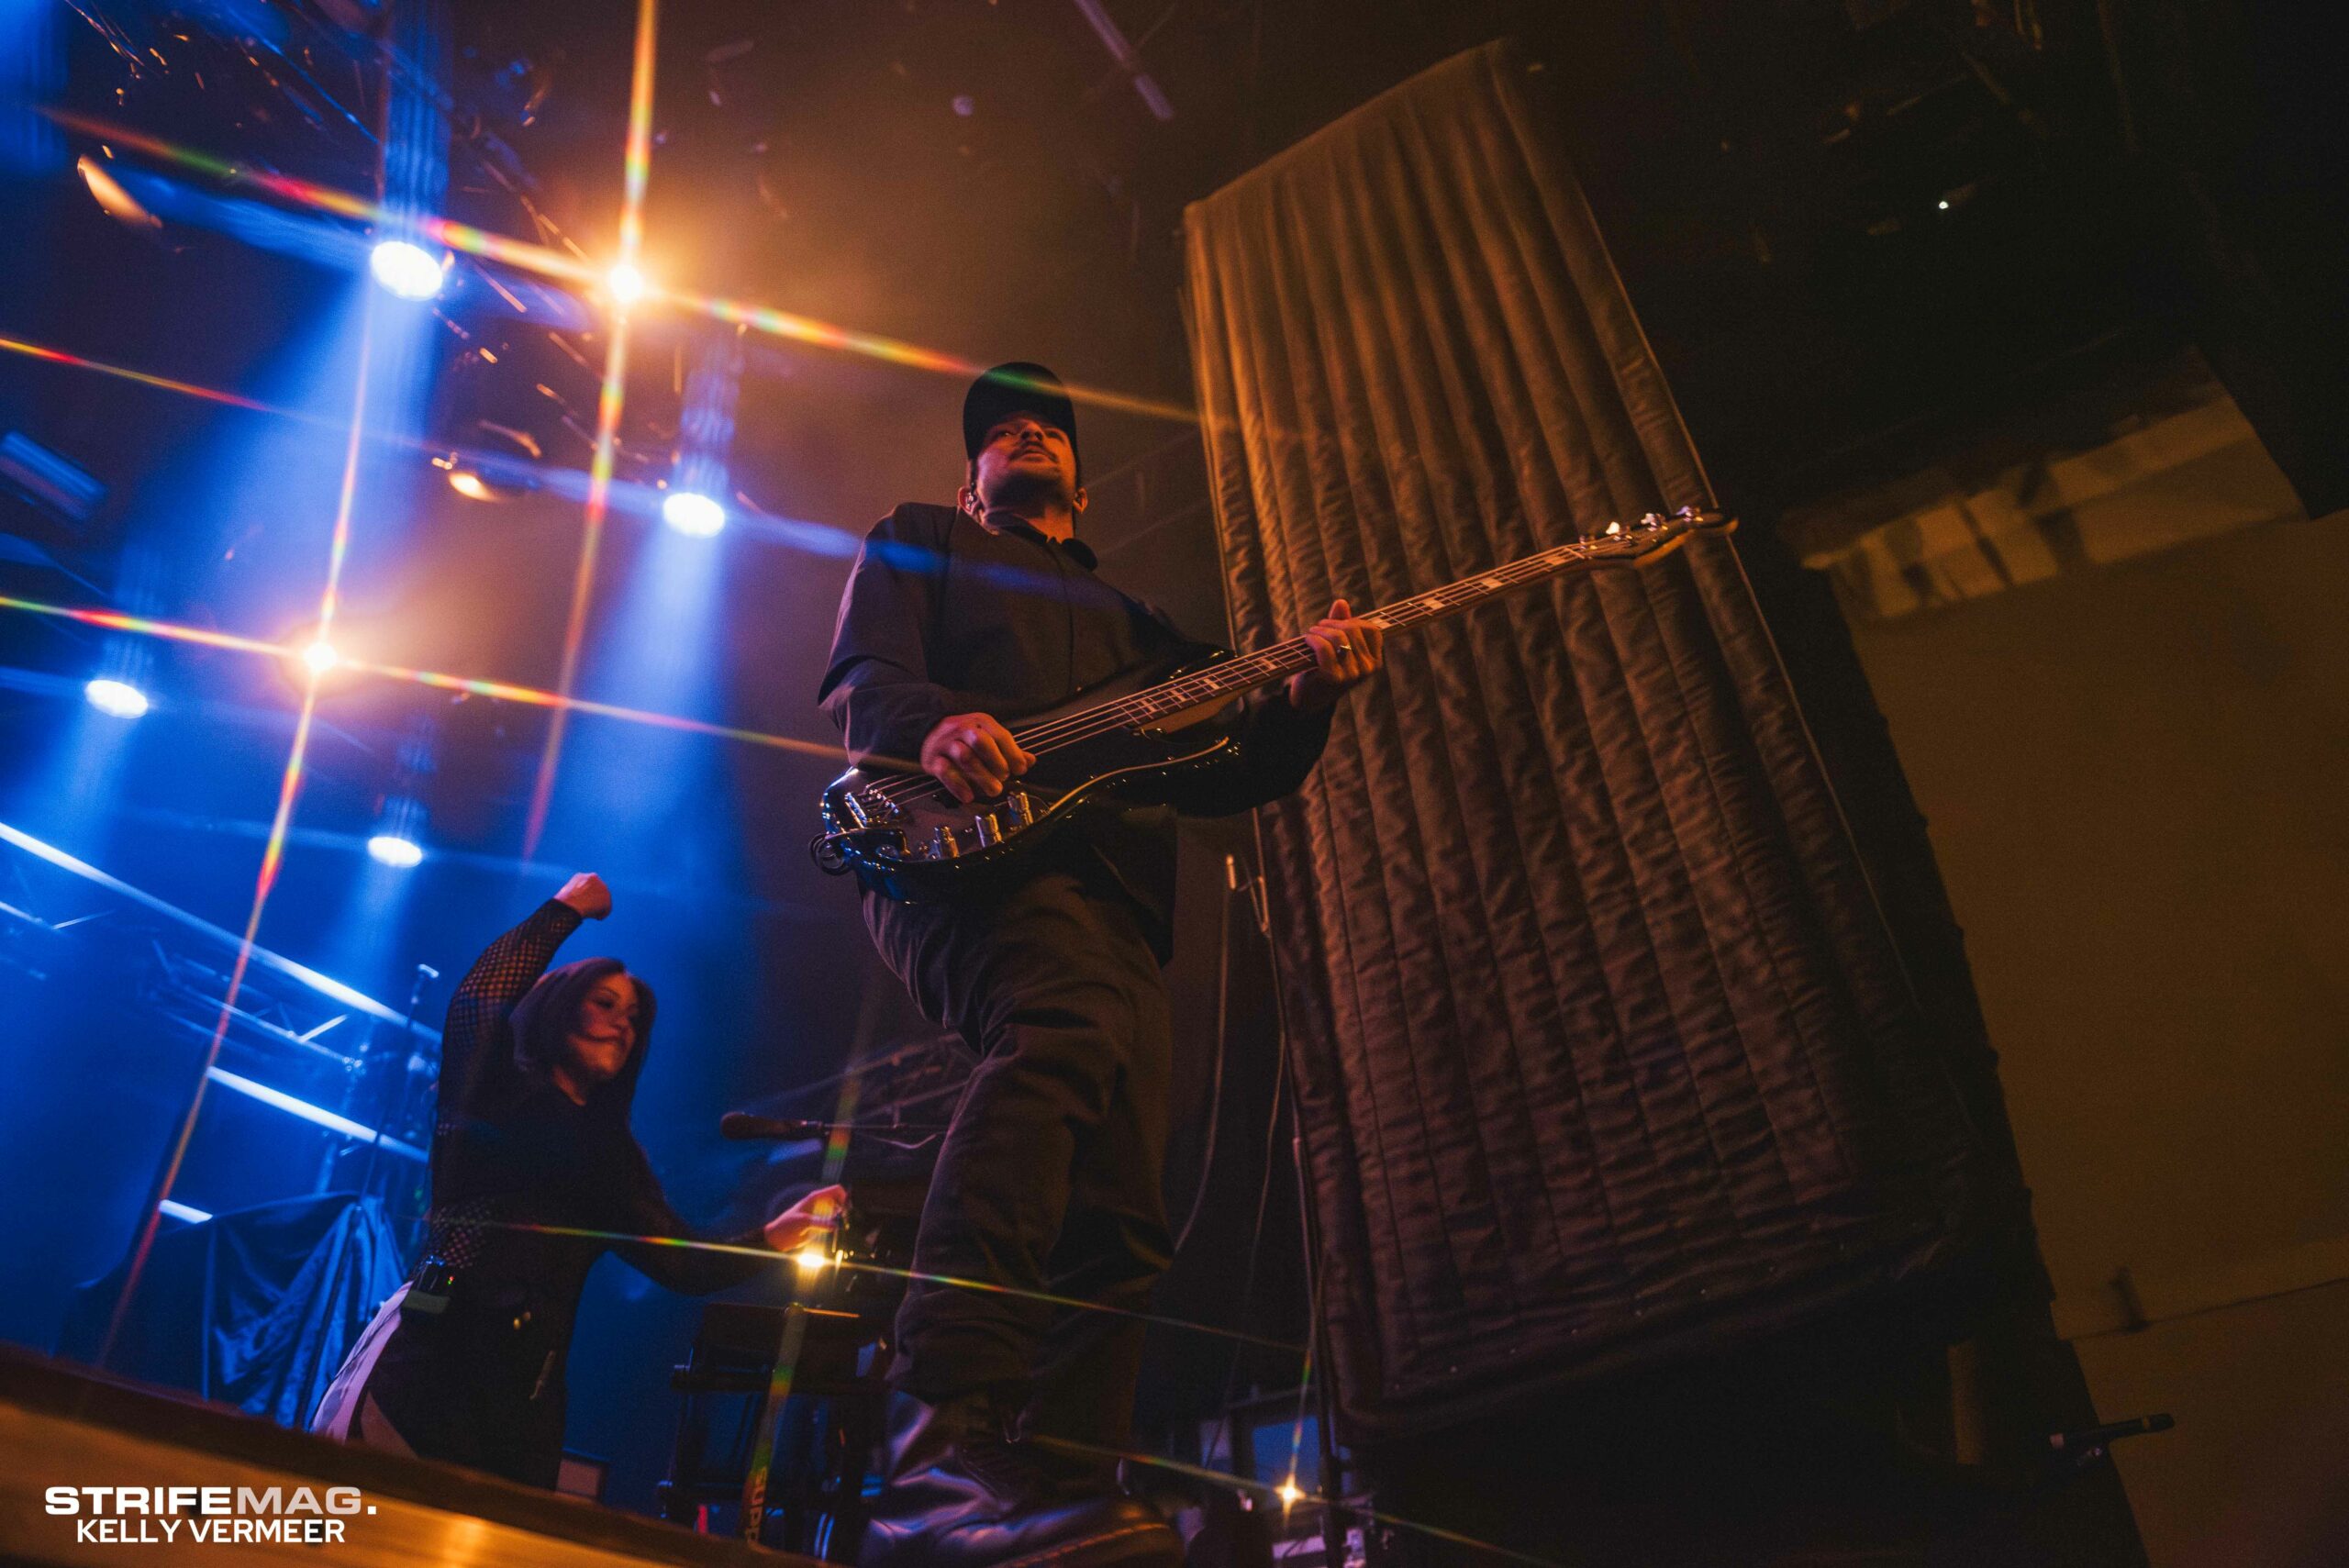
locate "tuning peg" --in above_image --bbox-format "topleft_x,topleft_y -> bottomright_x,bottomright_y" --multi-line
1638,512 -> 1666,530
1602,518 -> 1623,537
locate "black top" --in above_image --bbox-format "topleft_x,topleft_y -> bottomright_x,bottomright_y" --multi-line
817,503 -> 1333,948
420,901 -> 768,1370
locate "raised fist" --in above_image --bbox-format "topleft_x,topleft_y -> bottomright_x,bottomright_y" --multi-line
553,873 -> 613,920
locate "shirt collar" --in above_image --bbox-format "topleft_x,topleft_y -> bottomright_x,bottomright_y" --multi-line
980,509 -> 1098,570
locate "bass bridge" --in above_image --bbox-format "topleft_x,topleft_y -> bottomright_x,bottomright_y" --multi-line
839,781 -> 1043,862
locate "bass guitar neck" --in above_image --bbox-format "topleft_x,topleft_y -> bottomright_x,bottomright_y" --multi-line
816,506 -> 1731,900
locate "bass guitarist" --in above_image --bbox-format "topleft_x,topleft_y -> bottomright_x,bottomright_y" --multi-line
817,362 -> 1382,1568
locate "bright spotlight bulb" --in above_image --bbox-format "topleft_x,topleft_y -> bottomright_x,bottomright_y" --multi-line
606,262 -> 647,306
447,469 -> 495,501
662,490 -> 727,536
370,239 -> 445,301
83,678 -> 150,718
1276,1481 -> 1304,1507
792,1244 -> 832,1273
303,639 -> 340,675
366,834 -> 425,869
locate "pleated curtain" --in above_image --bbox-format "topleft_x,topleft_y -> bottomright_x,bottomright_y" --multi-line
1184,39 -> 2018,1437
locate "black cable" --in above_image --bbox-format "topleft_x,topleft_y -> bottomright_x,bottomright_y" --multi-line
1207,1038 -> 1288,1465
1202,850 -> 1299,1477
1169,865 -> 1238,1255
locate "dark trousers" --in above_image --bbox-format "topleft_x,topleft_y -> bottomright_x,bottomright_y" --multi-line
862,857 -> 1174,1457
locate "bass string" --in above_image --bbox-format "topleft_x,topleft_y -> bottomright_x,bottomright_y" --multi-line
857,535 -> 1634,807
857,608 -> 1392,809
855,639 -> 1298,805
868,563 -> 1479,798
858,638 -> 1324,808
854,546 -> 1595,806
960,539 -> 1589,760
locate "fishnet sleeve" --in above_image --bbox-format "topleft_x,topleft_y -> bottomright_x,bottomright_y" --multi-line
437,899 -> 583,1129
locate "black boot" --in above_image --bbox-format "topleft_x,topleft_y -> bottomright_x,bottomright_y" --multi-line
856,1391 -> 1181,1568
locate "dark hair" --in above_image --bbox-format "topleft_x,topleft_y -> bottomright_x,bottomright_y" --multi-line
507,957 -> 656,1114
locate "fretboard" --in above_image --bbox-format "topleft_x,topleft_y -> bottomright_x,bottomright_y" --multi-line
1013,514 -> 1707,745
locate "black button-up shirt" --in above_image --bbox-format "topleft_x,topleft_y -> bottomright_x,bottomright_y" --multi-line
817,502 -> 1331,950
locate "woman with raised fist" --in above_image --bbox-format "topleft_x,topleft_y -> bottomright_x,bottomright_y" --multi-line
311,873 -> 844,1486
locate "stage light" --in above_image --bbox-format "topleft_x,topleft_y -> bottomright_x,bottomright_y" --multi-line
75,156 -> 160,229
366,833 -> 425,869
606,262 -> 648,307
205,1065 -> 425,1160
793,1243 -> 833,1273
435,448 -> 529,503
83,677 -> 150,718
1938,199 -> 1951,210
369,239 -> 446,301
303,639 -> 340,675
661,489 -> 727,537
1276,1480 -> 1304,1508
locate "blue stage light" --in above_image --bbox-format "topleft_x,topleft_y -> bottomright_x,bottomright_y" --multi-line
369,239 -> 445,300
204,1067 -> 425,1161
661,489 -> 727,537
83,677 -> 149,718
365,832 -> 425,868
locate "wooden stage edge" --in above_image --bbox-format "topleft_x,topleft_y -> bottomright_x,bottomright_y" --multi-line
0,1342 -> 823,1566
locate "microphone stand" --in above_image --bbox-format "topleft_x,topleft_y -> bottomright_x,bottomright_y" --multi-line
361,962 -> 437,1246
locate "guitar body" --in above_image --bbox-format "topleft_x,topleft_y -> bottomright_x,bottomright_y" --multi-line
814,507 -> 1733,902
815,647 -> 1247,903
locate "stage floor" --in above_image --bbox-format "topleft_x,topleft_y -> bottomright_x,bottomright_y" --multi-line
0,1343 -> 818,1567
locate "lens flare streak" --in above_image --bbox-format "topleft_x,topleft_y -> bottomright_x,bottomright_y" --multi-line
362,658 -> 853,761
739,1053 -> 855,1539
41,107 -> 601,286
95,298 -> 383,1362
461,1218 -> 1304,1351
0,332 -> 288,417
1027,1437 -> 1572,1568
0,592 -> 860,762
0,594 -> 282,657
38,109 -> 1196,423
520,0 -> 662,860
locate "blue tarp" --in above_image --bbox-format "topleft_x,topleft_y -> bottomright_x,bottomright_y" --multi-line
58,1192 -> 406,1427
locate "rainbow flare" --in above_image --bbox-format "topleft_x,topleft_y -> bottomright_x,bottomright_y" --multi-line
97,299 -> 384,1364
0,590 -> 859,762
519,0 -> 663,858
40,107 -> 1197,424
0,332 -> 292,417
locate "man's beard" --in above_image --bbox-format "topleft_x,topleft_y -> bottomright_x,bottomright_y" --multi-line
981,465 -> 1074,512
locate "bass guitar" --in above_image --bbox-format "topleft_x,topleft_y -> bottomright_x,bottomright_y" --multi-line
814,506 -> 1731,902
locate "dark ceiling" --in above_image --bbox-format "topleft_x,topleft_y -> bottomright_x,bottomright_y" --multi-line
6,0 -> 2332,962
440,0 -> 2150,526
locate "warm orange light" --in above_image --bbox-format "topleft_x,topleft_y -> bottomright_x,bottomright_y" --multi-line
606,262 -> 648,307
76,157 -> 160,228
